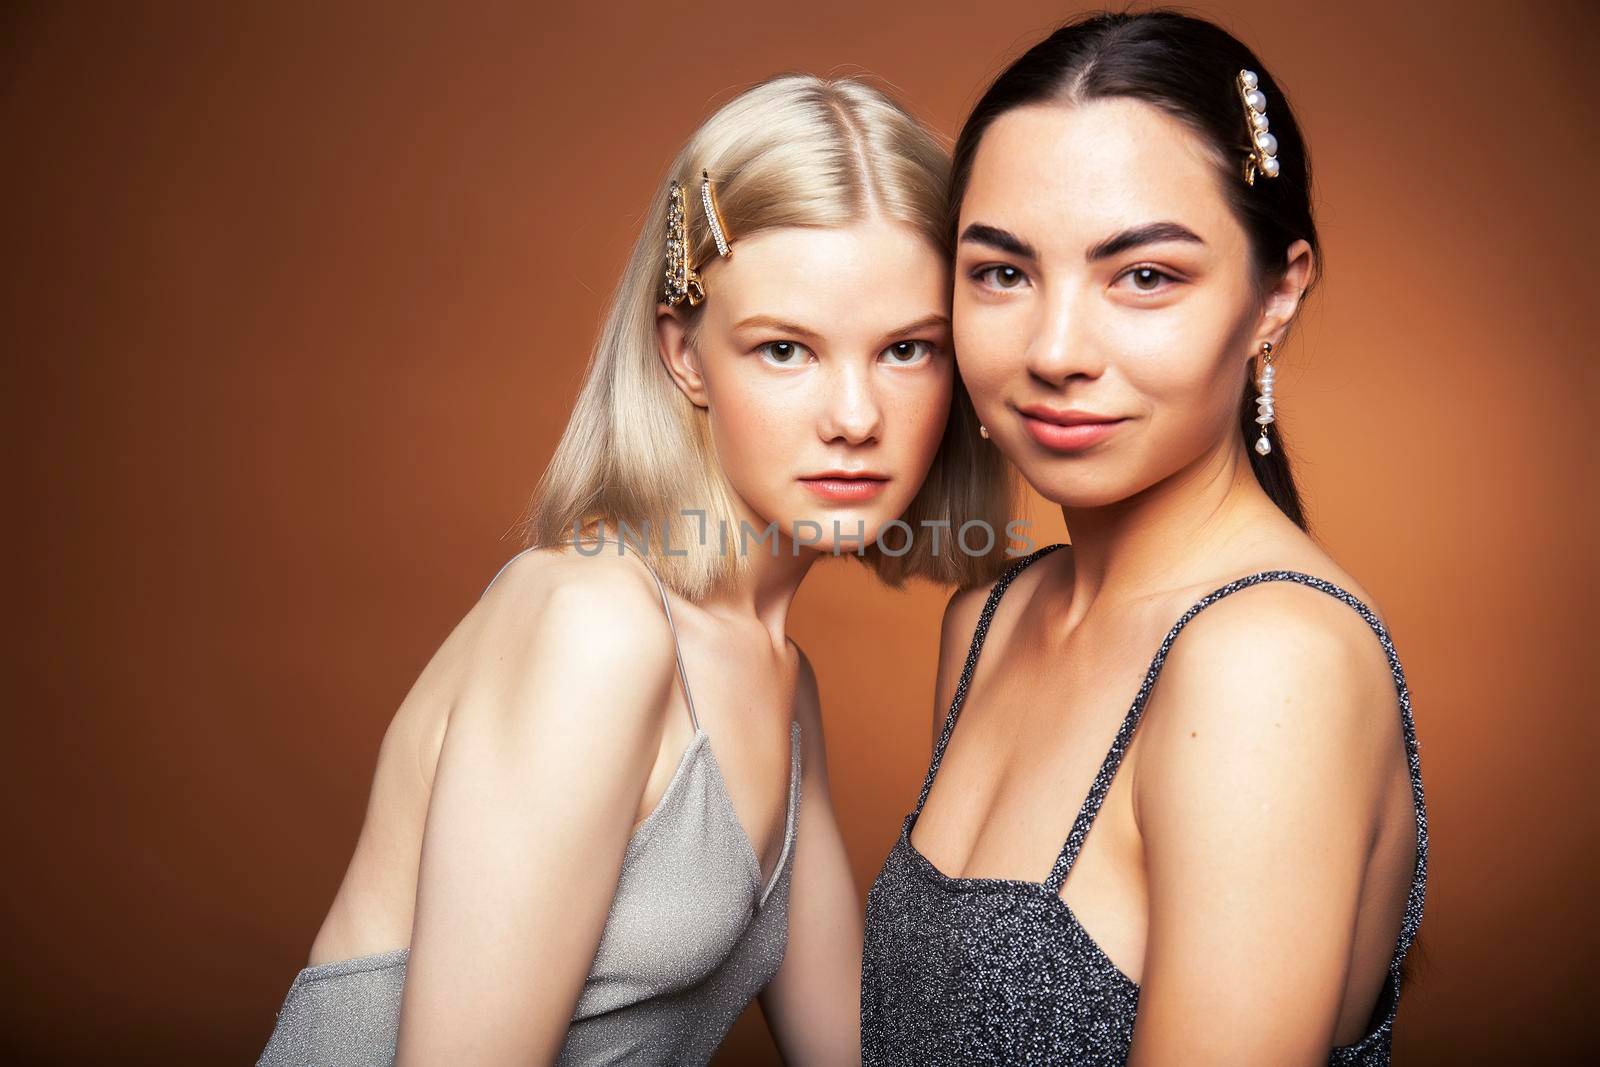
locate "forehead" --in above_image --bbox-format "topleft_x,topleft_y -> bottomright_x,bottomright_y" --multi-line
963,99 -> 1238,252
707,219 -> 948,329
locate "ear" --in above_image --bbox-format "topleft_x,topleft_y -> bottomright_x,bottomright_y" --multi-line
656,303 -> 709,408
1256,238 -> 1314,349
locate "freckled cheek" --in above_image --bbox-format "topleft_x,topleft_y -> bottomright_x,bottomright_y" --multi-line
726,377 -> 812,435
882,364 -> 954,466
703,371 -> 809,491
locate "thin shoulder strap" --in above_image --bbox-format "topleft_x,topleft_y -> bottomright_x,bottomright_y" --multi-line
1039,571 -> 1429,973
481,536 -> 703,733
909,544 -> 1067,823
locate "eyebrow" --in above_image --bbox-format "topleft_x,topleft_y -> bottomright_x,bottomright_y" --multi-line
959,223 -> 1038,261
1086,221 -> 1206,261
959,220 -> 1206,263
732,315 -> 822,340
880,313 -> 950,340
732,313 -> 950,342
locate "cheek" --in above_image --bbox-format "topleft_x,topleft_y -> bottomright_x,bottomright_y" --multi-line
888,362 -> 955,454
1114,317 -> 1240,424
701,366 -> 809,498
952,292 -> 1026,409
1116,350 -> 1245,479
705,359 -> 810,433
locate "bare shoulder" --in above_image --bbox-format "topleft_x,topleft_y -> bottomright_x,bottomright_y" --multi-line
479,545 -> 673,636
936,550 -> 1037,667
928,545 -> 1069,745
1138,573 -> 1402,819
393,548 -> 701,1044
1155,573 -> 1396,727
1130,566 -> 1410,1047
944,543 -> 1070,645
453,545 -> 680,734
940,546 -> 1067,671
938,581 -> 993,661
928,581 -> 993,747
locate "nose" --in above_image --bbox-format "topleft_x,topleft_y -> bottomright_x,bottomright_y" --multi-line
818,360 -> 883,445
1025,285 -> 1106,385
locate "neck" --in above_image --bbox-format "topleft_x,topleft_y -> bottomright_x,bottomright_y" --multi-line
690,505 -> 821,649
1053,439 -> 1289,626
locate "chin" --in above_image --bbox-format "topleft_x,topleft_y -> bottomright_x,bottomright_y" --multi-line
1023,468 -> 1140,510
786,508 -> 890,553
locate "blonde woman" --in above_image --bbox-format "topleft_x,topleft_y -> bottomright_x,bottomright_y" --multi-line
256,73 -> 1012,1066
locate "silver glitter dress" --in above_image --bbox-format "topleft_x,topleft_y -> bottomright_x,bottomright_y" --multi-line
257,541 -> 803,1066
861,544 -> 1429,1065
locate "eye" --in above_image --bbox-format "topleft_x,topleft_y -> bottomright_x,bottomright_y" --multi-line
1118,265 -> 1179,294
972,264 -> 1030,291
757,340 -> 813,366
881,340 -> 936,365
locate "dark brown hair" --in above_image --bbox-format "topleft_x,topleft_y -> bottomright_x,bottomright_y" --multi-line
950,9 -> 1318,529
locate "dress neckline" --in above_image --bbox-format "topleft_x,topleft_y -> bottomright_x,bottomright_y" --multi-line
638,719 -> 802,909
897,814 -> 1140,990
886,545 -> 1427,1059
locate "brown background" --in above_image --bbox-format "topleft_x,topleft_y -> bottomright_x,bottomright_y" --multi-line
3,1 -> 1595,1063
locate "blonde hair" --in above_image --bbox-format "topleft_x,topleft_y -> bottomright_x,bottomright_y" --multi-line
515,73 -> 1014,599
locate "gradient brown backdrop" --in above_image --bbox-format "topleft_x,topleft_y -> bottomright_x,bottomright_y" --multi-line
4,1 -> 1594,1063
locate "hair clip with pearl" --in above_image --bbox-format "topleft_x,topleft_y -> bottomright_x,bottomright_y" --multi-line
700,170 -> 733,259
1236,69 -> 1280,185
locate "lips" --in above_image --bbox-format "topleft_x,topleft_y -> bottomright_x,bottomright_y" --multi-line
1015,404 -> 1126,452
799,470 -> 889,503
1016,404 -> 1122,427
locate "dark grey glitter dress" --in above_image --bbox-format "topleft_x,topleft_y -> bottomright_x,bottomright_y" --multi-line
861,544 -> 1429,1066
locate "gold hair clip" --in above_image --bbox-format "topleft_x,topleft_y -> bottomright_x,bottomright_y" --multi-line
700,170 -> 733,258
663,179 -> 703,306
1236,70 -> 1281,185
663,171 -> 734,307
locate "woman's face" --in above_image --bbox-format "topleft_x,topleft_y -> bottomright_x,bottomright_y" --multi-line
953,98 -> 1297,507
659,218 -> 953,554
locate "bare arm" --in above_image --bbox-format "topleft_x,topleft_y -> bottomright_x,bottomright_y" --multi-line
393,552 -> 678,1065
1127,585 -> 1397,1066
758,645 -> 862,1066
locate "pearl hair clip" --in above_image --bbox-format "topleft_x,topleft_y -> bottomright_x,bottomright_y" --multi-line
1235,69 -> 1280,185
663,170 -> 734,307
700,171 -> 732,259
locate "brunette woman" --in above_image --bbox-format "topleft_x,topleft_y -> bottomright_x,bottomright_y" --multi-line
862,12 -> 1428,1065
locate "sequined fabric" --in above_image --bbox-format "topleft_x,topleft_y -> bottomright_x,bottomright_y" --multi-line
861,544 -> 1429,1065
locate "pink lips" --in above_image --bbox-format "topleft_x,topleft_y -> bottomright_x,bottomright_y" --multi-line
1016,404 -> 1127,453
799,470 -> 889,503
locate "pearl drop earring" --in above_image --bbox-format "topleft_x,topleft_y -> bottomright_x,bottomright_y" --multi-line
979,424 -> 990,439
1253,340 -> 1275,455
